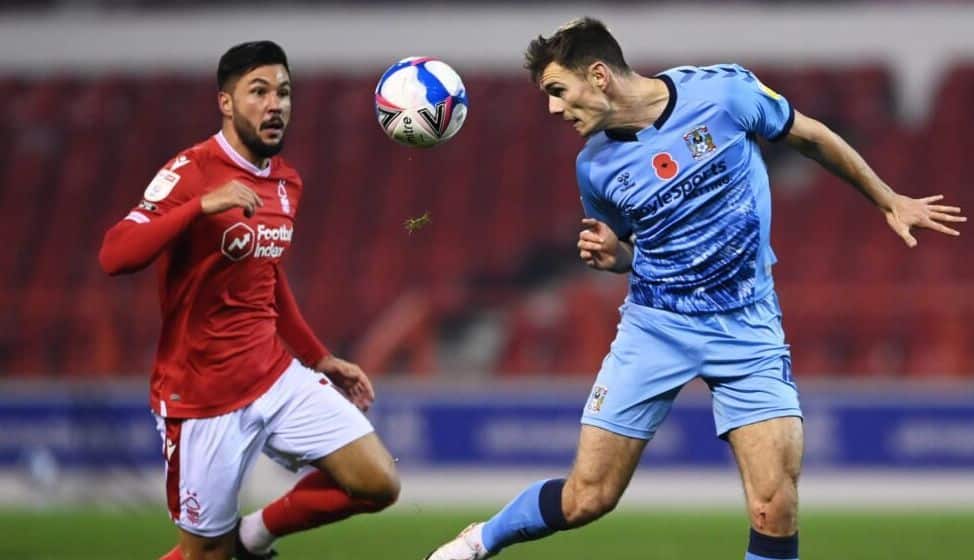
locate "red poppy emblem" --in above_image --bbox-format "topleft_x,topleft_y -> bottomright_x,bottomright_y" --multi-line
652,153 -> 679,180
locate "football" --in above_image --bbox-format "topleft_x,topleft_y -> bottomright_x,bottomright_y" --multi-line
374,57 -> 468,148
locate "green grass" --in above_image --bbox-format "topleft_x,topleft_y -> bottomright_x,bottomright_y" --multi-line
1,508 -> 971,559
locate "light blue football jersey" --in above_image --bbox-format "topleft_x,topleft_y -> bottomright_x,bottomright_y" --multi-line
577,64 -> 794,314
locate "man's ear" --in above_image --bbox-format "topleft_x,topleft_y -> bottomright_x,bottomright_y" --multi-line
218,90 -> 233,118
588,61 -> 610,91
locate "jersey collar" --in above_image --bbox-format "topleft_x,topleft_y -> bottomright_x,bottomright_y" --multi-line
215,131 -> 273,178
604,74 -> 678,142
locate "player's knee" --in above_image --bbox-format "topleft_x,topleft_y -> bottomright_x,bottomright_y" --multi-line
353,467 -> 401,509
747,481 -> 798,535
372,469 -> 401,509
562,482 -> 620,526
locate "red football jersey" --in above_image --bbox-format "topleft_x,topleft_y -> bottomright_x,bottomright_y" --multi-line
103,132 -> 324,418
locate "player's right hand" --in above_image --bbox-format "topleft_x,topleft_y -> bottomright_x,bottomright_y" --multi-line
315,355 -> 375,412
201,180 -> 264,218
578,218 -> 620,270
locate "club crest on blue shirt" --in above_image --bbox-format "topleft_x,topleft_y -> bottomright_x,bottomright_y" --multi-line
587,385 -> 608,413
683,125 -> 717,160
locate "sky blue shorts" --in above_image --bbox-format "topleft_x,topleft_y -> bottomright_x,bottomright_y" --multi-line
581,291 -> 801,440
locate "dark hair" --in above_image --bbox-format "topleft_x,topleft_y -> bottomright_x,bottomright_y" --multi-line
524,17 -> 631,83
217,41 -> 290,91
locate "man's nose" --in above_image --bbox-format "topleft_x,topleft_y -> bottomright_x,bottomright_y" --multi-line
268,93 -> 283,112
548,96 -> 564,115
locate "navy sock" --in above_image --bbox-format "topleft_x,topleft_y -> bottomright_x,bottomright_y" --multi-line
745,528 -> 798,560
480,478 -> 567,553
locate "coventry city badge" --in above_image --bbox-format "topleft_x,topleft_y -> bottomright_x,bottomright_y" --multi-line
683,125 -> 717,160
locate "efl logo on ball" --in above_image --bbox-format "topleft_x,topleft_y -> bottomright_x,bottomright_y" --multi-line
374,57 -> 468,148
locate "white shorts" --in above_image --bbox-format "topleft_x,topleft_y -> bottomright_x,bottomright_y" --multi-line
153,359 -> 374,537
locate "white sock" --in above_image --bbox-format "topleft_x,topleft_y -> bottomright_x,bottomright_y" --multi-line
239,510 -> 276,554
467,522 -> 486,552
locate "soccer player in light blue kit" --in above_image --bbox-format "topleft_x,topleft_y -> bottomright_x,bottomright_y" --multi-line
426,17 -> 965,560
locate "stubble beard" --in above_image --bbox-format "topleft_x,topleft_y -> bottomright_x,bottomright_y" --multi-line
233,112 -> 285,159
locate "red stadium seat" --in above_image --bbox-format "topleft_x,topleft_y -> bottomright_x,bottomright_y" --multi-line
1,64 -> 970,378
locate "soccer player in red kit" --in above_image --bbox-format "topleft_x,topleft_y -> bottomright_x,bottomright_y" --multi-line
99,41 -> 400,560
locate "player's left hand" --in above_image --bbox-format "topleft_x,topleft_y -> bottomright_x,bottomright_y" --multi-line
884,194 -> 966,247
315,355 -> 375,411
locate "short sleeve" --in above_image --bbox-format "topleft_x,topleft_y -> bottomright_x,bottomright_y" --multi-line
577,156 -> 632,240
721,66 -> 795,142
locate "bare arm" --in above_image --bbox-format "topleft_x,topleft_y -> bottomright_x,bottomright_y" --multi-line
785,111 -> 965,246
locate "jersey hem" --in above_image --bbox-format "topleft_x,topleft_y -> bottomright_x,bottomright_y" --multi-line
627,282 -> 775,315
149,353 -> 294,419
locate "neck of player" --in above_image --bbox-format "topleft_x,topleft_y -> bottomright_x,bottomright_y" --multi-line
605,75 -> 669,132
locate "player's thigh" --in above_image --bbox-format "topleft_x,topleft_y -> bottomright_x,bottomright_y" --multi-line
154,410 -> 265,539
261,361 -> 385,488
727,416 -> 803,505
581,302 -> 700,440
563,424 -> 647,520
569,424 -> 647,492
312,432 -> 399,497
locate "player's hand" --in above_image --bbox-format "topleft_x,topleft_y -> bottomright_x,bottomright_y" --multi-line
201,180 -> 264,218
578,218 -> 620,270
315,355 -> 375,412
883,194 -> 965,248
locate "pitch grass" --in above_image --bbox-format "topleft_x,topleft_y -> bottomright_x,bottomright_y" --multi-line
1,508 -> 971,559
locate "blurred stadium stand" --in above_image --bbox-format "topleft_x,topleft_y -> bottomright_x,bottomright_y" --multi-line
0,2 -> 971,380
0,63 -> 970,378
0,2 -> 972,516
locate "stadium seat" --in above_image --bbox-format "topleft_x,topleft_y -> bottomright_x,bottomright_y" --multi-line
0,64 -> 970,378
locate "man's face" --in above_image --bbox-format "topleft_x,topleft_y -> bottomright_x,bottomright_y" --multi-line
538,62 -> 610,137
226,64 -> 291,158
